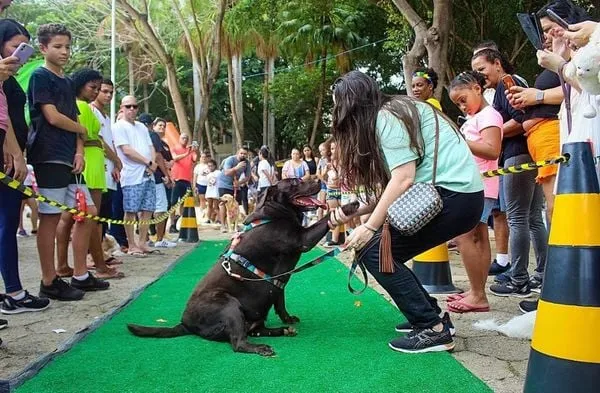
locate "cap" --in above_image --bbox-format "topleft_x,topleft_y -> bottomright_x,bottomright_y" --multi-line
138,113 -> 153,126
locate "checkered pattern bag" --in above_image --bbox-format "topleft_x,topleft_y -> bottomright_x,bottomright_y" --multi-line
386,111 -> 442,236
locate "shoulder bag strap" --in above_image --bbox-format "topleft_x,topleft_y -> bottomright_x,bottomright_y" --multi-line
432,111 -> 440,186
558,62 -> 572,136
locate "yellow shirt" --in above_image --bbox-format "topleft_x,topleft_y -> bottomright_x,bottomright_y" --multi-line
426,97 -> 442,111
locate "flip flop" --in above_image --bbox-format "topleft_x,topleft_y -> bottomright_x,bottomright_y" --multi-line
446,293 -> 467,302
127,251 -> 147,258
105,257 -> 123,266
95,268 -> 125,279
144,249 -> 164,255
447,299 -> 490,314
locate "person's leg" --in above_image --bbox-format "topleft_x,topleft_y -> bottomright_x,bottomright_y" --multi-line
100,189 -> 113,239
454,224 -> 490,308
18,199 -> 25,232
28,199 -> 39,232
87,190 -> 112,272
110,183 -> 128,248
138,180 -> 157,252
326,191 -> 340,244
492,212 -> 508,258
529,183 -> 548,278
218,188 -> 233,231
68,185 -> 97,278
238,186 -> 249,215
122,183 -> 144,253
541,176 -> 556,227
55,212 -> 74,275
154,183 -> 168,242
0,185 -> 25,294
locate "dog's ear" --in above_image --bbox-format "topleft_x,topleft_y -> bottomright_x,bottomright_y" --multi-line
256,185 -> 274,209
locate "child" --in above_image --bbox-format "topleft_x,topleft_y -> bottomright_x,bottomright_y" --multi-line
448,71 -> 503,313
192,152 -> 210,221
323,140 -> 341,247
27,24 -> 109,301
204,159 -> 220,223
18,164 -> 38,236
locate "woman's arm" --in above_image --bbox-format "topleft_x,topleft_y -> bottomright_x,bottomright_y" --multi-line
301,162 -> 310,181
466,126 -> 502,160
281,161 -> 290,179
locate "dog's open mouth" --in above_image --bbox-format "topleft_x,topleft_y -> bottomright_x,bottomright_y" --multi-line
292,196 -> 327,210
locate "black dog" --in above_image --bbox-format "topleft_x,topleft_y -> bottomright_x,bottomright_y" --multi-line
128,179 -> 359,356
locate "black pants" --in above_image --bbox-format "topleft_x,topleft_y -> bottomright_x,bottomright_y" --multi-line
357,188 -> 484,328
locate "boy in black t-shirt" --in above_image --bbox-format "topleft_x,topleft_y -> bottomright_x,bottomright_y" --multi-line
28,24 -> 109,301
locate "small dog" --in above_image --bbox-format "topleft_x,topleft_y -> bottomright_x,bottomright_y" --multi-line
474,311 -> 536,339
220,194 -> 245,232
102,234 -> 121,256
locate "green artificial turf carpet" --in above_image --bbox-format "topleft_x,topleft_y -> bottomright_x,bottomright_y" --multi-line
16,241 -> 490,393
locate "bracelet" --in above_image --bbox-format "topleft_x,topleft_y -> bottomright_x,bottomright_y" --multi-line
364,223 -> 378,233
75,153 -> 83,157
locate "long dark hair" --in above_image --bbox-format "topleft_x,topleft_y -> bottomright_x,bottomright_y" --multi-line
471,48 -> 515,75
537,0 -> 590,24
331,71 -> 426,202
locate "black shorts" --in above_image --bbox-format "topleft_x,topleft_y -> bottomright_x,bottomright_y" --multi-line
170,180 -> 191,205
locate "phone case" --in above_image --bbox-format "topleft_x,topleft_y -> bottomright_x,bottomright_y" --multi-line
517,13 -> 544,50
502,75 -> 516,90
13,43 -> 34,65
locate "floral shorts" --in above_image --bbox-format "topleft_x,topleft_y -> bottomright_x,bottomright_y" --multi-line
123,180 -> 156,213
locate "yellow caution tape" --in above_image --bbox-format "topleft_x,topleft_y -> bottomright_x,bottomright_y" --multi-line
0,170 -> 190,225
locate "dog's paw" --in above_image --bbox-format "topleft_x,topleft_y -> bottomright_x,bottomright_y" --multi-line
283,326 -> 297,336
256,344 -> 276,357
280,315 -> 300,324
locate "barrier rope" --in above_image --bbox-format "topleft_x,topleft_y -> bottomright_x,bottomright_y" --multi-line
0,154 -> 569,219
0,170 -> 190,225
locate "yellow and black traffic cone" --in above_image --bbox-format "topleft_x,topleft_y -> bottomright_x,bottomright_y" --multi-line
326,224 -> 345,244
178,195 -> 200,243
412,243 -> 461,294
524,142 -> 600,392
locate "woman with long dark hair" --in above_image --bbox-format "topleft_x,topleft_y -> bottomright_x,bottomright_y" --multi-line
329,71 -> 484,353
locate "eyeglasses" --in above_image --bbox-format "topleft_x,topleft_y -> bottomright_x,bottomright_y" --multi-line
123,104 -> 138,109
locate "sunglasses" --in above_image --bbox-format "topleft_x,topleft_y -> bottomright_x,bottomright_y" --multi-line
123,104 -> 138,109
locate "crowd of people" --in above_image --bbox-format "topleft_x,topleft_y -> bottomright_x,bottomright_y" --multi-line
1,0 -> 598,355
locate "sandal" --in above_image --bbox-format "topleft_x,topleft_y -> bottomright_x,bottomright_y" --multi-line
105,257 -> 123,266
57,267 -> 74,278
95,267 -> 125,279
144,249 -> 164,255
127,250 -> 147,258
447,299 -> 490,314
446,293 -> 467,302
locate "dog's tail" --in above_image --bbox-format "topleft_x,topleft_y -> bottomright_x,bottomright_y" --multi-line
127,323 -> 190,338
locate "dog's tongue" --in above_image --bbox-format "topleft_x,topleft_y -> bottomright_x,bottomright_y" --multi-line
295,196 -> 327,209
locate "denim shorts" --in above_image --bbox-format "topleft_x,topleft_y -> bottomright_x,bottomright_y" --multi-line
492,176 -> 507,212
326,188 -> 341,201
196,184 -> 207,195
123,180 -> 156,213
480,197 -> 497,224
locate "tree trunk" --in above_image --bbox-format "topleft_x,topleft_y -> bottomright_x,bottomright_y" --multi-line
310,46 -> 327,147
165,61 -> 192,136
262,59 -> 269,148
142,82 -> 149,113
392,0 -> 451,98
127,50 -> 135,95
232,53 -> 244,143
227,51 -> 242,149
204,119 -> 214,158
267,56 -> 275,153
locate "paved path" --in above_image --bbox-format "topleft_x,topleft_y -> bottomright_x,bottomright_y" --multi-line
0,225 -> 532,392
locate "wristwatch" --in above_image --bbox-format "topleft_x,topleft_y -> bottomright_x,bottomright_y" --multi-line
147,160 -> 153,167
535,90 -> 544,104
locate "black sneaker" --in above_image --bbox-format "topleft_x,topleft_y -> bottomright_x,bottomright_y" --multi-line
488,260 -> 511,276
395,312 -> 456,336
389,324 -> 455,354
71,273 -> 110,292
0,319 -> 7,330
1,291 -> 50,314
40,277 -> 85,301
519,299 -> 538,313
494,272 -> 511,284
529,276 -> 543,294
490,281 -> 532,298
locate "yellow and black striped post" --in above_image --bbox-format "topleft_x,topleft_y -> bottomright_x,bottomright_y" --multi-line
524,142 -> 600,392
326,224 -> 346,244
178,195 -> 200,243
411,243 -> 461,294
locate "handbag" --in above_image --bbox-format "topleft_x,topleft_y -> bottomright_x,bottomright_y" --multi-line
379,110 -> 443,273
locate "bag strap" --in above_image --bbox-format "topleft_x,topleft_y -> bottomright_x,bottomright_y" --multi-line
558,62 -> 572,136
431,111 -> 440,186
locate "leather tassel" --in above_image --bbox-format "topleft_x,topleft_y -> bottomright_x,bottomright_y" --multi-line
379,219 -> 395,273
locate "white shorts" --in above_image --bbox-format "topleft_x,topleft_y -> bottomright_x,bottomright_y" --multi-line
155,183 -> 168,213
38,184 -> 94,215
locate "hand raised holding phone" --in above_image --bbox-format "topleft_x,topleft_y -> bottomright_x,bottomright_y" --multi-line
11,43 -> 34,65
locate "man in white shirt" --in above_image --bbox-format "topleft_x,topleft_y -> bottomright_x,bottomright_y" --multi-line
112,96 -> 157,256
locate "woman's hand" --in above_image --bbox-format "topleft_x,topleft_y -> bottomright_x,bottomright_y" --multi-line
556,21 -> 598,48
537,50 -> 566,74
346,225 -> 374,251
507,86 -> 539,110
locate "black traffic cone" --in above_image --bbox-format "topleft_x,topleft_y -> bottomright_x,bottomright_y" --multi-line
524,142 -> 600,392
178,195 -> 199,243
412,243 -> 461,294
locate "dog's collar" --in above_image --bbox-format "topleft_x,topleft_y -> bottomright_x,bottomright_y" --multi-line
241,219 -> 271,233
221,253 -> 286,289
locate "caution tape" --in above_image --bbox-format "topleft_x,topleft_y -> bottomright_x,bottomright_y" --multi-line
0,170 -> 190,225
481,155 -> 568,178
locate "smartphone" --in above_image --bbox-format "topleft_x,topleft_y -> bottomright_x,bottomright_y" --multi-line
546,9 -> 570,30
12,43 -> 34,65
501,74 -> 516,90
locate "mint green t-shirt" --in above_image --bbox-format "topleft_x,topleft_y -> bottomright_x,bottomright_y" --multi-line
376,101 -> 483,194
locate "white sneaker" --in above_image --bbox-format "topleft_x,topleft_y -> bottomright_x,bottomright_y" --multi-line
154,240 -> 177,248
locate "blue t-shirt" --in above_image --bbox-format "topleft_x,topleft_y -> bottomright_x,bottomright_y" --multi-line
27,67 -> 79,166
217,155 -> 252,189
